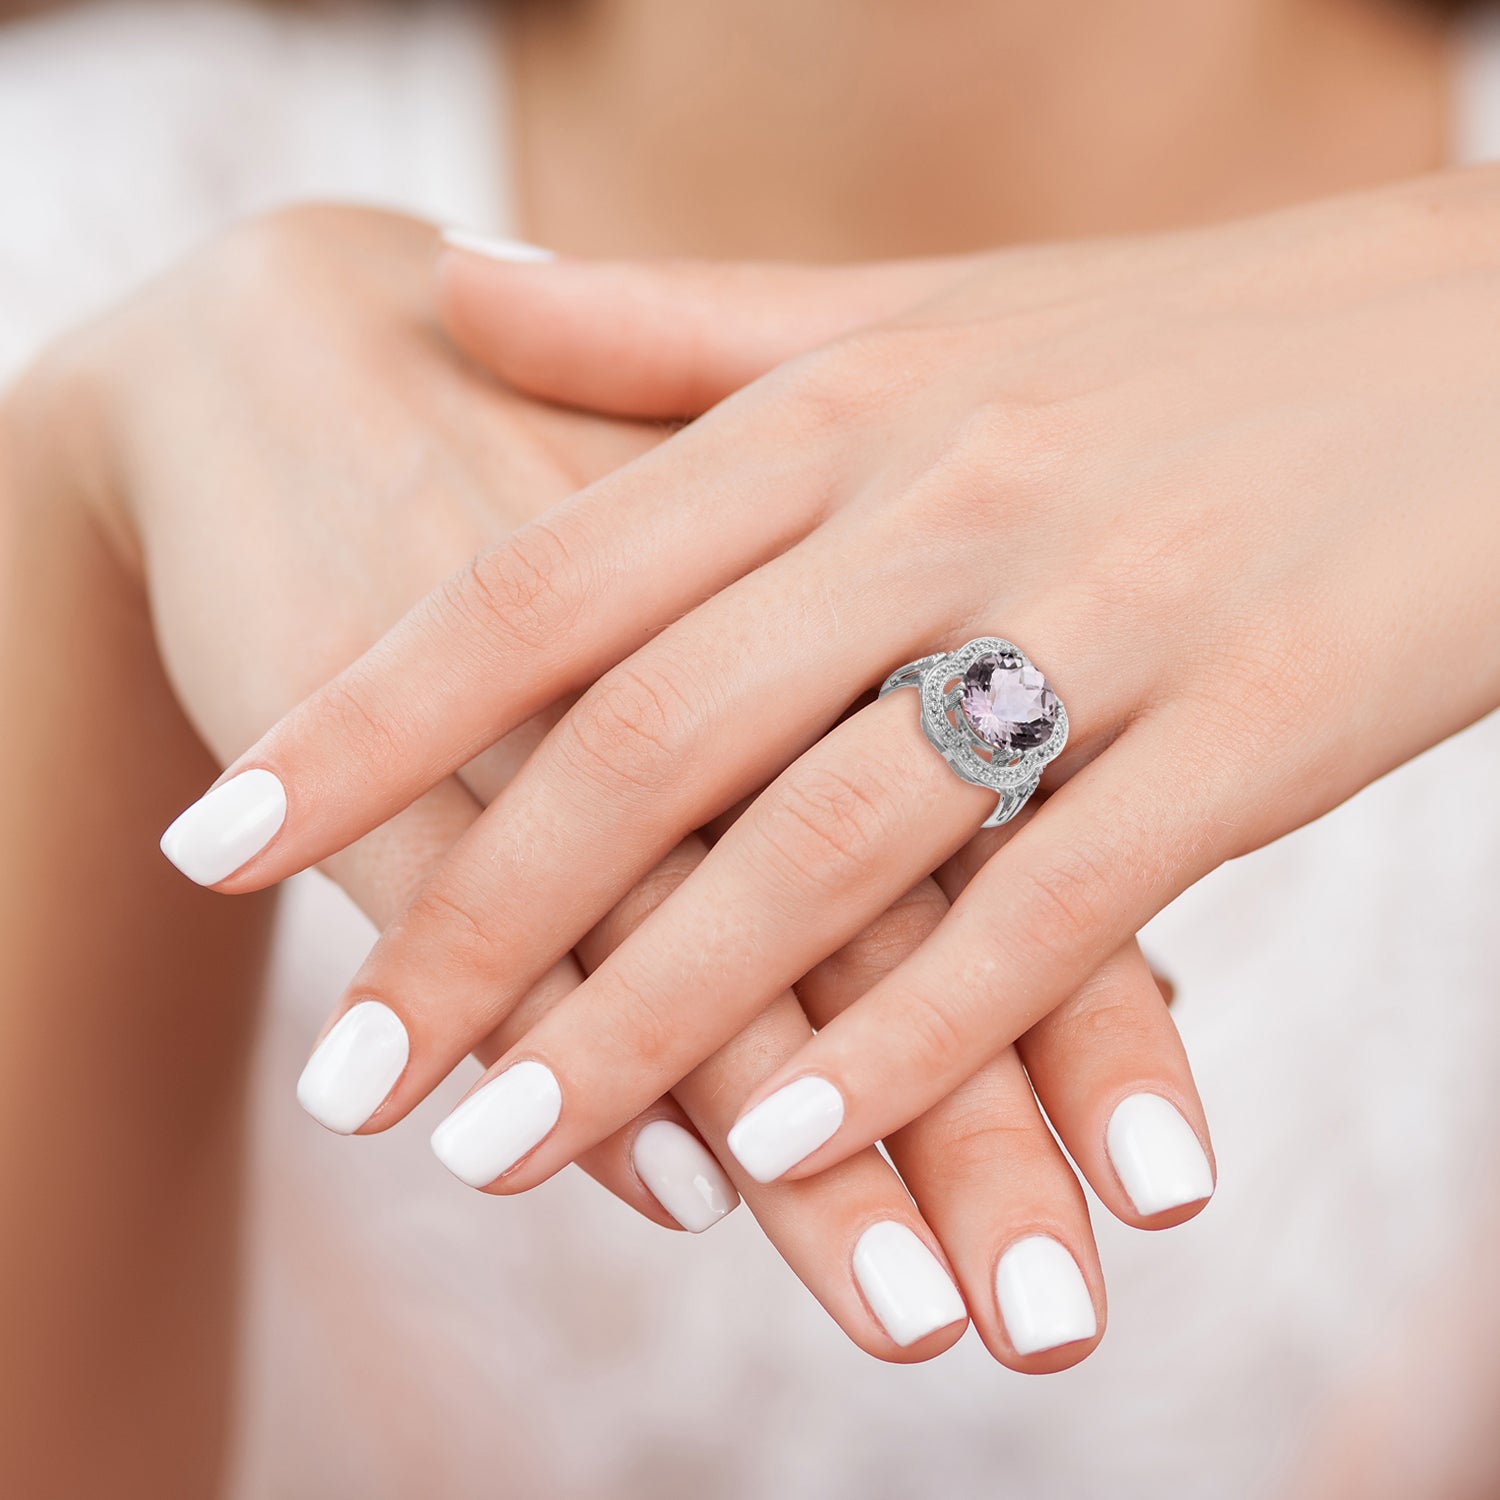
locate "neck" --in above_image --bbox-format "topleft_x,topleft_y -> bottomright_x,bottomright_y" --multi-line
504,0 -> 1449,259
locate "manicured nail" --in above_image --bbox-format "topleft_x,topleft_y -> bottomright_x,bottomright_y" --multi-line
852,1222 -> 967,1348
440,229 -> 556,264
631,1119 -> 739,1233
295,1001 -> 409,1134
726,1076 -> 844,1183
995,1236 -> 1098,1355
159,768 -> 287,886
430,1060 -> 562,1188
1106,1093 -> 1215,1216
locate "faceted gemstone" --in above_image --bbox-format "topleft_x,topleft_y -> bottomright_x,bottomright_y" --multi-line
960,652 -> 1058,755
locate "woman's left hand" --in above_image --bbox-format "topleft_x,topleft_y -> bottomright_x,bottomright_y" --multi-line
165,168 -> 1500,1195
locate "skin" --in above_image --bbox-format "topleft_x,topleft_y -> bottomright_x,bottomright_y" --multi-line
0,206 -> 1203,1498
0,0 -> 1468,1494
212,168 -> 1500,1207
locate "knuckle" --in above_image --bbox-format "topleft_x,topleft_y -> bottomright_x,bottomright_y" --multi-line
888,987 -> 972,1080
565,660 -> 698,797
444,521 -> 583,657
762,329 -> 917,437
1015,840 -> 1117,963
824,884 -> 947,991
934,399 -> 1079,523
316,672 -> 410,775
393,877 -> 501,985
1048,986 -> 1149,1057
925,1097 -> 1052,1180
596,964 -> 679,1070
604,852 -> 698,940
205,205 -> 367,315
757,764 -> 889,896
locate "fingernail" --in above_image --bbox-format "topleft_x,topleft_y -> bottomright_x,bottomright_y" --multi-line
852,1221 -> 967,1348
440,228 -> 556,264
159,768 -> 287,885
295,1000 -> 409,1134
631,1119 -> 739,1233
995,1236 -> 1098,1355
725,1076 -> 844,1183
430,1060 -> 562,1188
1106,1093 -> 1215,1216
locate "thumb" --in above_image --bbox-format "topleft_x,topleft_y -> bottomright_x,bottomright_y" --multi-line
435,233 -> 975,419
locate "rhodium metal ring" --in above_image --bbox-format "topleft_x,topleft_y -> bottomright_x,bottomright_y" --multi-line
878,637 -> 1068,828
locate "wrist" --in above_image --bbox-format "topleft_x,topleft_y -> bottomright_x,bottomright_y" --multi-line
4,332 -> 140,580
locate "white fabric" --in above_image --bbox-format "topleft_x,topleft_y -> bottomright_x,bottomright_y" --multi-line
2,5 -> 1499,1497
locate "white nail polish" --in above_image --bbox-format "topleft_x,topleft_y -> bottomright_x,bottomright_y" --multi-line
440,228 -> 556,264
631,1119 -> 739,1233
852,1221 -> 967,1348
1106,1093 -> 1215,1216
430,1060 -> 562,1188
995,1236 -> 1097,1355
159,768 -> 287,886
725,1076 -> 844,1183
295,1001 -> 409,1135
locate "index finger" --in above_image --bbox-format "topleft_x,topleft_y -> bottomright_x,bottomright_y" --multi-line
157,408 -> 829,891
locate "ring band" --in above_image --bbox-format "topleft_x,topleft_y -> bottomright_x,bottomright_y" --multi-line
879,637 -> 1068,828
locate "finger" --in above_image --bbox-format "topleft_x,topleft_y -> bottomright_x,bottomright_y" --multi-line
438,244 -> 977,418
567,840 -> 969,1360
1016,942 -> 1214,1229
798,879 -> 1105,1371
464,955 -> 738,1235
728,708 -> 1233,1183
158,397 -> 836,894
313,778 -> 731,1231
931,832 -> 1213,1228
275,529 -> 964,1137
396,683 -> 1029,1187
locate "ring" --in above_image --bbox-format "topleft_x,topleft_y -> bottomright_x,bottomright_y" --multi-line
879,637 -> 1068,828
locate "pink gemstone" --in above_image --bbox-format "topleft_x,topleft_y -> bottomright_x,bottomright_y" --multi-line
960,653 -> 1058,755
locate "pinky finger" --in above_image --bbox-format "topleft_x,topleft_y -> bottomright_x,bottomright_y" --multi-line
1016,941 -> 1215,1231
463,954 -> 742,1235
798,880 -> 1106,1373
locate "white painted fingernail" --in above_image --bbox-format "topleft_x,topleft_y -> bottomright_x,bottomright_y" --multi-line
295,1001 -> 409,1135
631,1119 -> 739,1233
1106,1093 -> 1215,1216
440,228 -> 556,263
852,1221 -> 967,1348
159,768 -> 286,885
430,1060 -> 562,1188
995,1236 -> 1097,1355
726,1076 -> 844,1183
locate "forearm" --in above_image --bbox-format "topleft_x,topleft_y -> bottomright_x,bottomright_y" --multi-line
0,374 -> 275,1500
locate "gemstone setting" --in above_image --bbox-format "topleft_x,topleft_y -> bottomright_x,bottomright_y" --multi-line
879,636 -> 1069,829
960,652 -> 1059,757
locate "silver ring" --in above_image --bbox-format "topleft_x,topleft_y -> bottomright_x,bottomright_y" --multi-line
879,637 -> 1068,828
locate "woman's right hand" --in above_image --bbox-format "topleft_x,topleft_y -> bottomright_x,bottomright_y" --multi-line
12,204 -> 1207,1366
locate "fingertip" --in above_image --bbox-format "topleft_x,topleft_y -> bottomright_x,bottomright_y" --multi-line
1117,1189 -> 1215,1233
440,228 -> 557,265
294,1000 -> 410,1136
630,1117 -> 741,1232
1104,1091 -> 1215,1225
158,767 -> 287,889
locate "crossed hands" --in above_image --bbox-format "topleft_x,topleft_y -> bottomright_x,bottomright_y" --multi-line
48,170 -> 1500,1369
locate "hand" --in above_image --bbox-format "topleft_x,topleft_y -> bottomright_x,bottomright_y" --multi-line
30,203 -> 1206,1367
168,170 -> 1500,1203
397,174 -> 1491,1186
